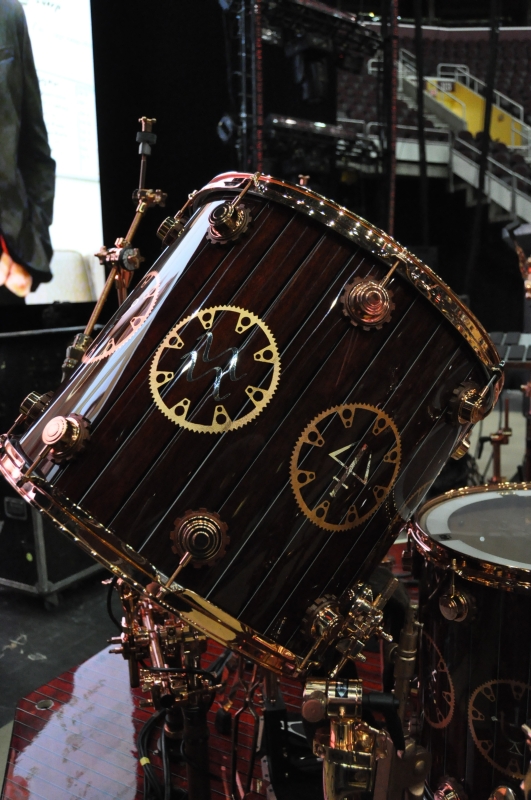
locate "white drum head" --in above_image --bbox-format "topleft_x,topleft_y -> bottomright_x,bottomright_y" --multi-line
419,488 -> 531,570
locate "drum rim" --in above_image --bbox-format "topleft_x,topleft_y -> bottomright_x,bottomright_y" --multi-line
194,172 -> 502,377
411,482 -> 531,591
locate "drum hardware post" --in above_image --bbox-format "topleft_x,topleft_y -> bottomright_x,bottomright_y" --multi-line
340,258 -> 401,330
438,560 -> 472,623
207,171 -> 260,244
392,605 -> 421,724
230,658 -> 261,799
476,395 -> 512,484
109,583 -> 222,800
163,552 -> 193,589
17,443 -> 52,485
60,118 -> 166,382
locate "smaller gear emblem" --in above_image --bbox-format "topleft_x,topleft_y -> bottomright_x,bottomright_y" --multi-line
340,276 -> 395,330
170,509 -> 229,568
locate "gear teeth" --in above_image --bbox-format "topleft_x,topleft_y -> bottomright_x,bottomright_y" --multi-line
83,271 -> 160,363
150,305 -> 281,433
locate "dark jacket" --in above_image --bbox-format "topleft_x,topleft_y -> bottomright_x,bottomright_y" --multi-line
0,0 -> 55,288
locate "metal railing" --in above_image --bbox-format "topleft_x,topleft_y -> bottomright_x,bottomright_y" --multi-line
453,136 -> 531,213
398,49 -> 468,122
437,63 -> 523,122
365,120 -> 451,143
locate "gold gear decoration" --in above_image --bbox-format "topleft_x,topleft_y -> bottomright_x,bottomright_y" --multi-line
422,631 -> 455,729
290,403 -> 401,532
83,271 -> 160,363
469,679 -> 530,779
149,305 -> 280,434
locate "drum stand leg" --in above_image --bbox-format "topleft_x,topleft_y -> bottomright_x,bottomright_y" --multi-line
109,582 -> 220,800
229,658 -> 261,799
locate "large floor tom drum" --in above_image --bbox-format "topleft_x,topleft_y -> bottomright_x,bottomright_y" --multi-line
0,173 -> 502,675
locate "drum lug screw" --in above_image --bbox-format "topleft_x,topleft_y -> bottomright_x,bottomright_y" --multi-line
340,258 -> 400,330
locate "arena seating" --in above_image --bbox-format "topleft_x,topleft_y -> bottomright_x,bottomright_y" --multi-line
421,37 -> 531,122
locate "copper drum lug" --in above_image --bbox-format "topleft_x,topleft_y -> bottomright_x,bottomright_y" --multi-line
41,414 -> 90,462
341,276 -> 395,330
207,202 -> 251,244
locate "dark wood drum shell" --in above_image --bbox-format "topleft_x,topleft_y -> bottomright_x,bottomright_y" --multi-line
0,173 -> 501,674
412,485 -> 531,799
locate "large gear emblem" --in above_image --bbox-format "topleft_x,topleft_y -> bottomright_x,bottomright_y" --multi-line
469,679 -> 531,779
422,631 -> 455,729
290,403 -> 401,532
150,305 -> 280,433
83,271 -> 160,363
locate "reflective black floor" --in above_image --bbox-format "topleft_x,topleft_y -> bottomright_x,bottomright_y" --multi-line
0,574 -> 115,727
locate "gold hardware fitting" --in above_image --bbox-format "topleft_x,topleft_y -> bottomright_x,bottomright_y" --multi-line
340,258 -> 400,330
207,173 -> 259,244
439,560 -> 471,623
41,413 -> 90,462
299,579 -> 397,675
451,431 -> 471,460
306,678 -> 386,795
